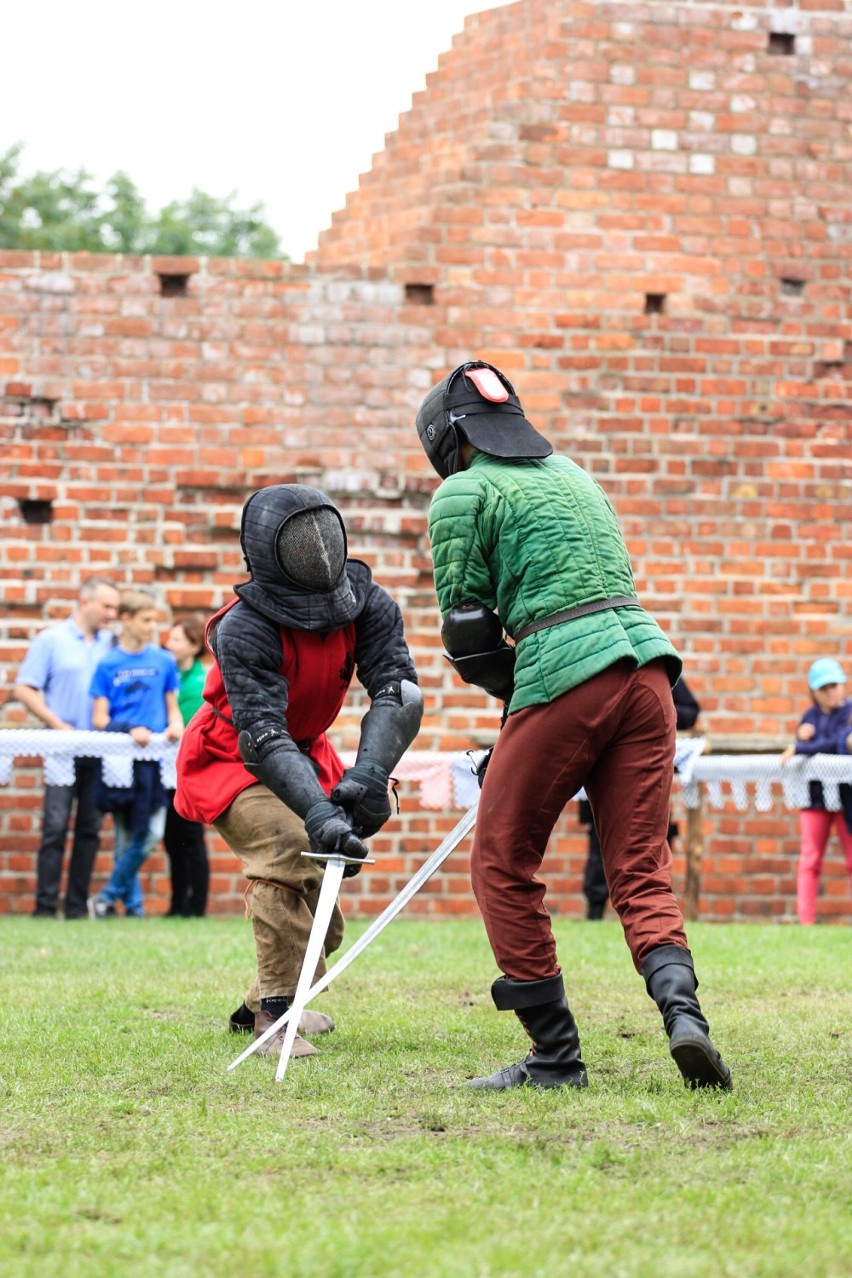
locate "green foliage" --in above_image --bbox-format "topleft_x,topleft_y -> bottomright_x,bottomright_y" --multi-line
0,142 -> 284,258
1,918 -> 850,1277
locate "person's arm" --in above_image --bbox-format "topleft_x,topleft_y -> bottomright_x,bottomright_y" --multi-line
781,709 -> 813,764
91,695 -> 112,731
13,683 -> 73,731
794,709 -> 837,756
427,475 -> 496,618
91,678 -> 142,740
330,581 -> 422,837
14,632 -> 71,730
164,690 -> 183,741
351,582 -> 419,701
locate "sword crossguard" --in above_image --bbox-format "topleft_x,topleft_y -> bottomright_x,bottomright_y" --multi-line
300,850 -> 376,866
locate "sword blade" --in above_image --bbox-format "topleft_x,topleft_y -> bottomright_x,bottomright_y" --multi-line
227,797 -> 479,1072
274,854 -> 346,1082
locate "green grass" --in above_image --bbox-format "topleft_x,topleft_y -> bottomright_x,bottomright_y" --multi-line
1,917 -> 850,1278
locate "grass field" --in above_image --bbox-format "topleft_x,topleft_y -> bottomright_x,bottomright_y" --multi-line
1,915 -> 850,1278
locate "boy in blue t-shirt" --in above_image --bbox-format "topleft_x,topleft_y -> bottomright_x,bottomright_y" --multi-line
87,591 -> 182,918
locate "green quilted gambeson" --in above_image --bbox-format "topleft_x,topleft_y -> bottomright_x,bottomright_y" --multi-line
427,452 -> 681,712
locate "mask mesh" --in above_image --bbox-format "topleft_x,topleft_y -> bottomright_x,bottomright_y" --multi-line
275,508 -> 346,592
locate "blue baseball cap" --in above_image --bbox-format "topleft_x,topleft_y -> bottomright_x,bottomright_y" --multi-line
808,658 -> 846,691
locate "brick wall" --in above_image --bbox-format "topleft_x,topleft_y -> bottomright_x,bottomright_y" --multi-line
1,0 -> 851,921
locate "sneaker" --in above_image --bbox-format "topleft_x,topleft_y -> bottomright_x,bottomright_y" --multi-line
87,896 -> 116,920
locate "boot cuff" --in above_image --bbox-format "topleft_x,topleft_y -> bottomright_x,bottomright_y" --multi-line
491,972 -> 564,1011
641,944 -> 695,991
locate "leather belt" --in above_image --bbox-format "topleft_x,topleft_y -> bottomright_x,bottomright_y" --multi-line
512,596 -> 641,644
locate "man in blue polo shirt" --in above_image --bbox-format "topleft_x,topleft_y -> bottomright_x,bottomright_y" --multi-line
14,578 -> 120,918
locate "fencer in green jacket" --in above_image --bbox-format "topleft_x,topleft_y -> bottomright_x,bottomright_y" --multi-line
429,450 -> 681,713
417,360 -> 732,1093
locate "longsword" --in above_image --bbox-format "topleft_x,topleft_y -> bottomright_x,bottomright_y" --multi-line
273,851 -> 348,1082
227,796 -> 479,1073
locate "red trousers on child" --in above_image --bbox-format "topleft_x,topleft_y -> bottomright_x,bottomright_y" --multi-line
797,808 -> 852,925
471,659 -> 689,980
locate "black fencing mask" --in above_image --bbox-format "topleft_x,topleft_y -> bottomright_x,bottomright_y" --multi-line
275,506 -> 347,593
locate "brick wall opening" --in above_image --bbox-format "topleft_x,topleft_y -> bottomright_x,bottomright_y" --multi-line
405,283 -> 435,306
17,500 -> 54,526
768,32 -> 796,56
158,273 -> 191,298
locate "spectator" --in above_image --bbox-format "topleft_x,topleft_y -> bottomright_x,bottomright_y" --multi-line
780,658 -> 852,925
416,360 -> 731,1091
14,577 -> 120,919
163,616 -> 209,917
87,591 -> 183,919
580,676 -> 702,920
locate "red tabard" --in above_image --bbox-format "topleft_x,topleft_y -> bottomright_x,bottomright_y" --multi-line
175,601 -> 357,824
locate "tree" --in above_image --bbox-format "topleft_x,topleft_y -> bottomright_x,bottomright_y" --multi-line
0,143 -> 285,258
146,188 -> 283,259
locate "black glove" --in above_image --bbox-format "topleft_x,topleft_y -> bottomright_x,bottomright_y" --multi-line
331,762 -> 391,837
475,747 -> 493,789
303,800 -> 370,879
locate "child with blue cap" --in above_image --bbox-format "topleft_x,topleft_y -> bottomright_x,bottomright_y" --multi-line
781,658 -> 852,923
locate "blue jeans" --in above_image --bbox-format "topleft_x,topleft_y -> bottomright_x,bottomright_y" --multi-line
99,807 -> 166,915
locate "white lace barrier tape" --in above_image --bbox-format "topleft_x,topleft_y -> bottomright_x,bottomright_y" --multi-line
682,753 -> 852,811
0,734 -> 458,809
3,731 -> 848,817
0,729 -> 178,788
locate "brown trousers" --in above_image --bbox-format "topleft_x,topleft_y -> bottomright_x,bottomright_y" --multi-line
472,659 -> 689,981
214,784 -> 345,1003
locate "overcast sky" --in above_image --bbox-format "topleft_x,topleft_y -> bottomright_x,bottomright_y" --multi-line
2,0 -> 510,260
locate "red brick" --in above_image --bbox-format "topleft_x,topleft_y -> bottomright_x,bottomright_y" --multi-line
1,0 -> 850,924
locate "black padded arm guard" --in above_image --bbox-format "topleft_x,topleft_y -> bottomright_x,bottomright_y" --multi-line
330,681 -> 424,837
355,680 -> 423,773
441,600 -> 516,703
238,726 -> 328,820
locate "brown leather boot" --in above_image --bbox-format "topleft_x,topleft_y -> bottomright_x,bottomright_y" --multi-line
253,1009 -> 318,1059
300,1008 -> 335,1035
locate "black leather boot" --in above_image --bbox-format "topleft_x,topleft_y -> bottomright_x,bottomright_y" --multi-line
642,946 -> 732,1091
466,972 -> 588,1090
228,1001 -> 255,1033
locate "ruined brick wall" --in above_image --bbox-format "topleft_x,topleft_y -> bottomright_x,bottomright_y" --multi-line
2,0 -> 851,922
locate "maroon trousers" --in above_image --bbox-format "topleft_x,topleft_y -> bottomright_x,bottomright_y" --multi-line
471,659 -> 689,980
